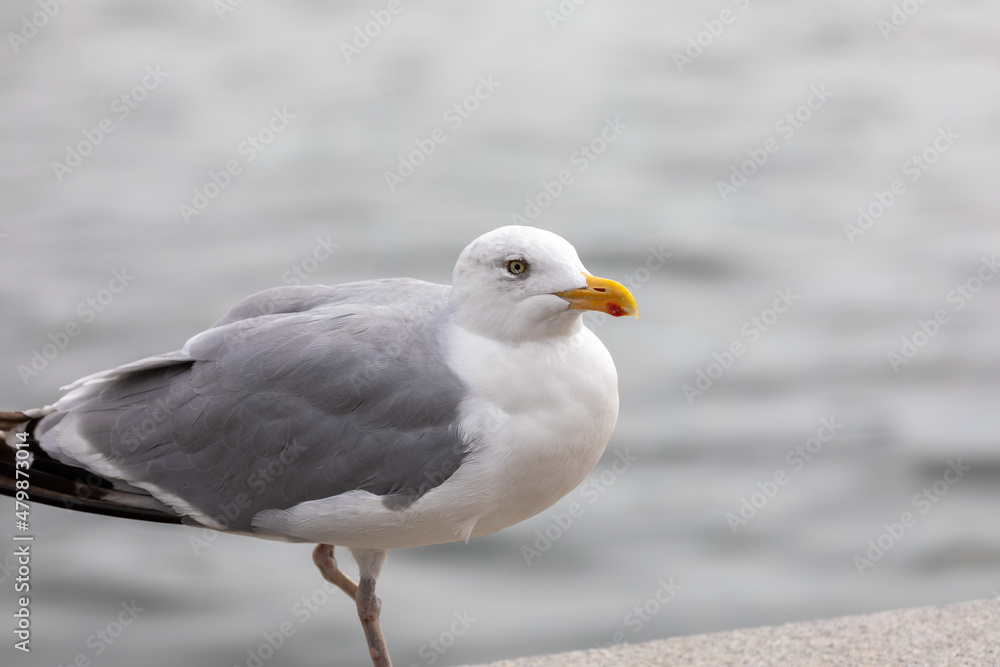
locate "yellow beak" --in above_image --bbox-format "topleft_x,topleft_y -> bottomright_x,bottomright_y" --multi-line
554,273 -> 639,319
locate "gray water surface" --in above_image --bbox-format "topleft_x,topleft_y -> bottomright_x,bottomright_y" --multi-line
2,1 -> 1000,666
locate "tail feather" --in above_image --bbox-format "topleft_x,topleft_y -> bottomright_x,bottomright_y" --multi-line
1,410 -> 183,525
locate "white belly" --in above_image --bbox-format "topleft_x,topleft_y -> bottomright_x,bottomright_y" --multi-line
251,323 -> 619,549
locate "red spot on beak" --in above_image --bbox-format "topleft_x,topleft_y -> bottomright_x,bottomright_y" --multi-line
605,302 -> 625,317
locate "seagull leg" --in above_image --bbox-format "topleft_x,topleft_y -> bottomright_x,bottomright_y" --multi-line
356,573 -> 391,667
351,548 -> 391,667
313,545 -> 392,666
312,544 -> 358,600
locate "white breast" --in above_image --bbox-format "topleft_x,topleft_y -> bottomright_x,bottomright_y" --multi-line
251,322 -> 620,549
439,321 -> 620,539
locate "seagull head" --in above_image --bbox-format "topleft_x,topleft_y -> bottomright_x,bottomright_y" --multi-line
449,226 -> 638,342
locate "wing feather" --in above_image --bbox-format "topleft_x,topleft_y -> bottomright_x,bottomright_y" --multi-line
34,279 -> 471,533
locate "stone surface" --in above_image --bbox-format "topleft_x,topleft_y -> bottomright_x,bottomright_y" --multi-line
467,598 -> 1000,666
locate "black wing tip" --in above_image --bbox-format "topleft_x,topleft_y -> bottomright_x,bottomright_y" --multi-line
0,474 -> 184,524
0,419 -> 184,526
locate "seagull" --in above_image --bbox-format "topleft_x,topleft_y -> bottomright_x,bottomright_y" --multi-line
0,225 -> 637,666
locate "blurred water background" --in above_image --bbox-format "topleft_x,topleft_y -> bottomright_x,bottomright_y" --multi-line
2,1 -> 1000,665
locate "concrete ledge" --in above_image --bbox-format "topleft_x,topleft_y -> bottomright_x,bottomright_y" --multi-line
469,599 -> 1000,666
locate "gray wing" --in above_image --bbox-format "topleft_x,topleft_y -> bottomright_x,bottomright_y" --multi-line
35,279 -> 471,533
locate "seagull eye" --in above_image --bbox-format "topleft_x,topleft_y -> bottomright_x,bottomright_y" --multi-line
506,259 -> 528,275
